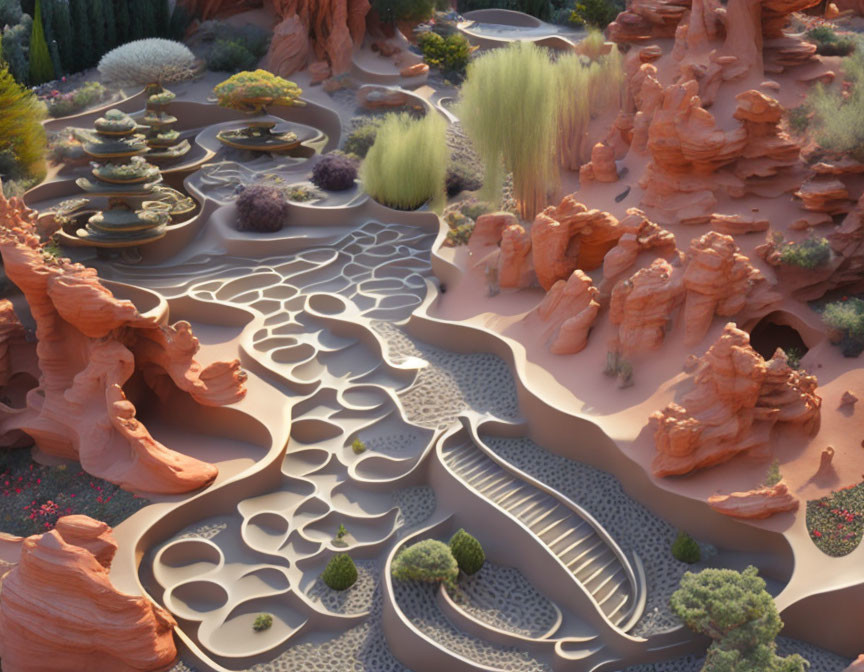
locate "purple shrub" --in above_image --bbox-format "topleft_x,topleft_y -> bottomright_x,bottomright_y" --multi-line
235,184 -> 291,232
311,152 -> 358,192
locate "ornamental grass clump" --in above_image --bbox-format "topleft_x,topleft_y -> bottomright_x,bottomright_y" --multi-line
449,529 -> 485,575
391,538 -> 459,590
98,38 -> 198,89
671,566 -> 809,672
459,41 -> 559,219
806,481 -> 864,557
360,112 -> 448,211
556,40 -> 626,170
321,553 -> 358,590
235,184 -> 291,233
311,152 -> 358,191
821,296 -> 864,356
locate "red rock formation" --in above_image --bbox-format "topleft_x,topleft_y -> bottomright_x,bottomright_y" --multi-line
608,0 -> 692,42
265,0 -> 371,76
468,212 -> 517,262
602,209 -> 676,284
682,231 -> 781,345
707,482 -> 799,518
795,176 -> 853,214
0,193 -> 247,494
841,390 -> 859,408
531,196 -> 622,290
709,214 -> 769,234
499,224 -> 535,289
0,515 -> 177,671
533,270 -> 600,354
650,323 -> 821,477
609,258 -> 684,357
579,143 -> 619,183
844,654 -> 864,672
266,15 -> 312,78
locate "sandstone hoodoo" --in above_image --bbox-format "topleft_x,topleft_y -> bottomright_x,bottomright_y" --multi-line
0,516 -> 177,672
708,483 -> 800,519
650,324 -> 821,477
0,193 -> 247,494
533,270 -> 600,355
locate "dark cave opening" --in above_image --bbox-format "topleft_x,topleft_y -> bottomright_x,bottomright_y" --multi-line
749,316 -> 809,362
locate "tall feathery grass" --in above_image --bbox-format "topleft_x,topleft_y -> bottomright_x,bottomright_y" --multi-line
360,112 -> 448,210
557,37 -> 626,170
458,41 -> 559,220
809,40 -> 864,159
458,37 -> 625,219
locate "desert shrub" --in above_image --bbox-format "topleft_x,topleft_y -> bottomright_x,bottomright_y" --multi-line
45,81 -> 106,118
0,64 -> 46,182
556,41 -> 625,170
311,152 -> 358,191
322,553 -> 358,590
98,38 -> 198,89
569,0 -> 623,28
671,567 -> 809,672
235,184 -> 291,233
445,159 -> 483,197
252,613 -> 273,631
763,459 -> 782,487
822,296 -> 864,356
284,185 -> 320,202
206,39 -> 258,72
373,0 -> 439,21
786,105 -> 810,136
351,438 -> 366,454
360,112 -> 448,210
2,12 -> 32,83
417,31 -> 472,76
670,531 -> 700,564
47,129 -> 83,162
806,481 -> 864,556
806,26 -> 856,56
778,237 -> 831,269
809,45 -> 864,159
784,346 -> 803,369
343,119 -> 383,158
449,529 -> 485,575
459,41 -> 559,219
392,539 -> 459,589
444,212 -> 474,246
213,69 -> 303,111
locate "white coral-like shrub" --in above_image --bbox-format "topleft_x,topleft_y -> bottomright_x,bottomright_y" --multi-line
98,38 -> 199,88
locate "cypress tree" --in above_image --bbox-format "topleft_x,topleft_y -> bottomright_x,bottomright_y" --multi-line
102,0 -> 115,50
28,0 -> 54,83
68,0 -> 90,73
87,0 -> 104,67
40,0 -> 62,76
154,0 -> 170,37
128,0 -> 144,39
51,0 -> 73,74
114,0 -> 129,45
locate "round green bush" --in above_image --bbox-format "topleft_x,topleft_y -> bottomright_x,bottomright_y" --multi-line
322,553 -> 358,591
449,528 -> 485,575
343,120 -> 382,159
391,538 -> 458,589
671,530 -> 701,564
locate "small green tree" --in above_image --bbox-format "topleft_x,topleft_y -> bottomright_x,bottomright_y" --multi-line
351,438 -> 366,454
252,613 -> 272,631
87,0 -> 104,67
322,553 -> 358,591
763,460 -> 782,487
103,0 -> 116,50
670,566 -> 809,672
671,530 -> 701,564
28,0 -> 54,84
391,539 -> 459,590
449,528 -> 485,575
154,0 -> 170,37
114,0 -> 130,45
